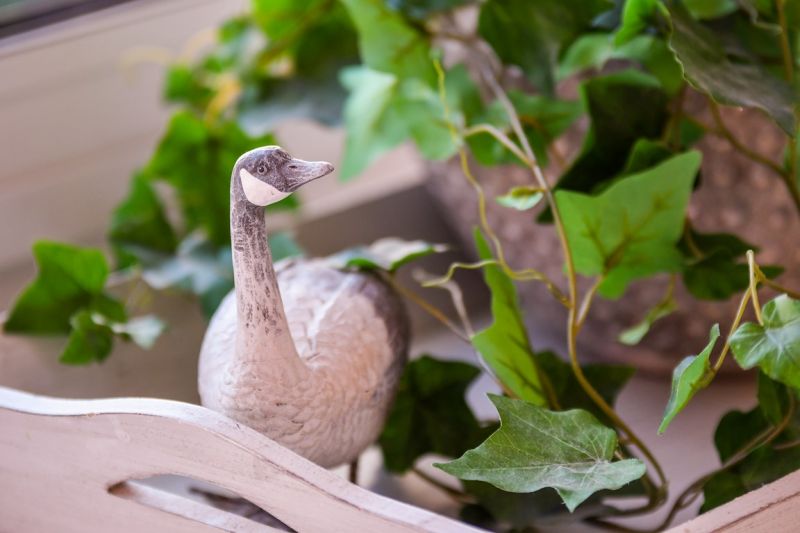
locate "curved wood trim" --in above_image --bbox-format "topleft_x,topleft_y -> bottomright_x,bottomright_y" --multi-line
0,386 -> 480,533
667,468 -> 800,533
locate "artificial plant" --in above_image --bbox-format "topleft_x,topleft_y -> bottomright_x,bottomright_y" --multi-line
5,0 -> 800,530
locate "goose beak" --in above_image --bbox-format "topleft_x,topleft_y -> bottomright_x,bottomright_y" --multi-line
286,158 -> 335,191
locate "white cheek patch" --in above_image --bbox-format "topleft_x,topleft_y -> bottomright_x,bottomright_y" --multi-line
240,168 -> 291,206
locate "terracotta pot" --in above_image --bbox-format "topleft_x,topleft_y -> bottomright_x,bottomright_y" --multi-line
426,101 -> 799,374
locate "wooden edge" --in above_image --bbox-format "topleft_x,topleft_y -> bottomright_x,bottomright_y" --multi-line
0,386 -> 481,533
667,468 -> 800,532
109,482 -> 284,533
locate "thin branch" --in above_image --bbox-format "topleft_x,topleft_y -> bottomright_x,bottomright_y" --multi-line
478,60 -> 669,501
576,276 -> 604,332
463,124 -> 531,165
713,290 -> 752,372
759,276 -> 800,299
707,99 -> 786,177
412,467 -> 473,504
384,275 -> 470,343
775,0 -> 800,215
747,251 -> 764,325
413,268 -> 476,338
652,393 -> 796,531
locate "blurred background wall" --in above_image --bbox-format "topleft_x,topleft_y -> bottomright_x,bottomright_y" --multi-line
0,0 -> 425,308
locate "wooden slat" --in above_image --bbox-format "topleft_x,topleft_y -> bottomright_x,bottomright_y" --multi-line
0,386 -> 480,533
668,469 -> 800,532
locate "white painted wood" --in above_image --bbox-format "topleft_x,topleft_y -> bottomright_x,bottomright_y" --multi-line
0,385 -> 480,533
667,468 -> 800,532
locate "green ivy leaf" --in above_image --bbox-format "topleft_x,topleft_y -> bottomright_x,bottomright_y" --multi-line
556,151 -> 701,298
324,238 -> 447,273
339,67 -> 406,179
543,69 -> 670,216
684,255 -> 750,301
339,65 -> 467,179
703,402 -> 800,511
701,470 -> 747,511
137,232 -> 302,317
58,312 -> 166,365
108,172 -> 177,269
340,0 -> 436,84
237,2 -> 358,131
679,229 -> 783,301
143,111 -> 279,246
379,356 -> 491,472
436,395 -> 646,512
658,324 -> 721,433
59,310 -> 115,365
730,295 -> 800,388
496,186 -> 544,211
470,92 -> 583,167
615,0 -> 664,46
478,0 -> 609,96
239,76 -> 349,135
109,315 -> 167,350
561,33 -> 683,95
392,78 -> 461,160
163,64 -> 214,108
684,0 -> 738,19
253,0 -> 320,47
620,139 -> 675,176
461,481 -> 614,529
386,0 -> 474,20
618,290 -> 677,345
667,2 -> 797,135
471,229 -> 546,406
268,232 -> 305,261
4,242 -> 113,334
536,351 -> 635,426
138,233 -> 234,317
758,371 -> 790,426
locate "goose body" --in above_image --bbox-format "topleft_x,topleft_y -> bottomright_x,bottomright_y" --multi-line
198,147 -> 409,468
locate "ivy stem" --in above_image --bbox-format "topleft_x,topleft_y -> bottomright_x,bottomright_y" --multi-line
383,274 -> 470,343
682,219 -> 703,258
386,272 -> 514,397
705,99 -> 800,214
576,276 -> 604,332
661,83 -> 687,150
706,99 -> 787,176
759,276 -> 800,299
776,0 -> 800,216
413,268 -> 477,338
651,393 -> 796,531
477,63 -> 669,499
747,251 -> 764,325
423,258 -> 569,307
412,467 -> 473,504
776,0 -> 794,83
713,290 -> 751,373
463,124 -> 531,164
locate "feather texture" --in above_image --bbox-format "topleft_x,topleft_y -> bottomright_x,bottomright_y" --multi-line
198,258 -> 408,467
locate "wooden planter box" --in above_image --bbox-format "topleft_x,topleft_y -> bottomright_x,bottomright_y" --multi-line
1,308 -> 797,533
0,188 -> 794,532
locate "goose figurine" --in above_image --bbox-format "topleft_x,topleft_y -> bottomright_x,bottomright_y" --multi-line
198,146 -> 409,468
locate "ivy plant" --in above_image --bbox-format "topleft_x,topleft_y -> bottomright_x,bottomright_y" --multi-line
5,0 -> 800,530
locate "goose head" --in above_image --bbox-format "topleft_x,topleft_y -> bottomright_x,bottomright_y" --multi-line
234,146 -> 334,207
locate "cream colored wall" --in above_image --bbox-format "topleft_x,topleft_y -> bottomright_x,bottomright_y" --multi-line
0,0 -> 423,308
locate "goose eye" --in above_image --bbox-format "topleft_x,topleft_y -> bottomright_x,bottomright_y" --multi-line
257,164 -> 267,174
